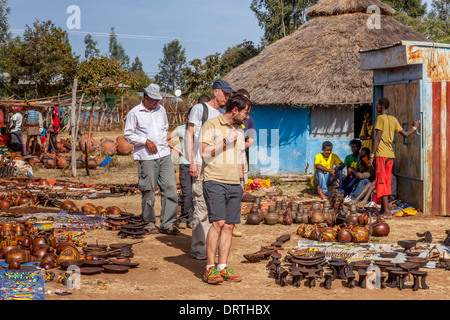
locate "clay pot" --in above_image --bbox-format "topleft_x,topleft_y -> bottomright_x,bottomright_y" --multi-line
0,199 -> 11,210
5,248 -> 36,264
319,227 -> 338,242
82,203 -> 96,213
87,158 -> 98,169
116,136 -> 134,155
370,219 -> 390,237
283,213 -> 293,225
246,209 -> 261,225
350,225 -> 370,243
42,156 -> 57,169
9,259 -> 21,270
33,244 -> 49,261
79,134 -> 97,153
310,209 -> 324,224
346,212 -> 359,225
264,206 -> 278,225
309,224 -> 323,241
57,155 -> 68,169
106,206 -> 122,216
337,226 -> 353,243
40,261 -> 55,270
56,246 -> 81,264
358,212 -> 371,226
100,138 -> 117,155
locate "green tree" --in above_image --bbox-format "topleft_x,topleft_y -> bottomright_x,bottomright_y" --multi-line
1,20 -> 78,98
108,27 -> 130,70
219,40 -> 261,76
84,33 -> 100,60
250,0 -> 319,46
0,0 -> 11,45
155,39 -> 187,94
130,56 -> 144,73
183,53 -> 221,96
425,0 -> 450,43
384,0 -> 428,18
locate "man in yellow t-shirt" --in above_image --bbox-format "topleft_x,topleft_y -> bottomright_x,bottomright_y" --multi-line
359,108 -> 373,152
369,97 -> 420,219
311,141 -> 345,199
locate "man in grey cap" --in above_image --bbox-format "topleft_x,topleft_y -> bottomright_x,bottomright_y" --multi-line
124,84 -> 180,235
186,79 -> 235,259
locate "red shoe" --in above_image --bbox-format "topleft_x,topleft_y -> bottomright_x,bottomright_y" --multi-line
219,267 -> 242,282
203,266 -> 223,284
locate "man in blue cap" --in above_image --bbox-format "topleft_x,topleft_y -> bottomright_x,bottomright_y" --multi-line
186,79 -> 235,260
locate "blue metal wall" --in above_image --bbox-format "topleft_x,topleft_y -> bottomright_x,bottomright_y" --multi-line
248,105 -> 353,175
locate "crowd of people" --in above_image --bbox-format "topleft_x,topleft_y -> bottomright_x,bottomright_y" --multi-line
124,81 -> 420,285
311,97 -> 420,219
0,106 -> 61,157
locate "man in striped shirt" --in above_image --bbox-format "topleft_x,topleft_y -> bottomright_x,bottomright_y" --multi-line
24,108 -> 41,154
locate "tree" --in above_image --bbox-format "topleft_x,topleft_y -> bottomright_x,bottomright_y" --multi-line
84,33 -> 100,60
131,56 -> 144,73
155,39 -> 187,94
219,40 -> 261,76
183,53 -> 221,96
250,0 -> 319,46
1,20 -> 78,98
0,0 -> 11,45
384,0 -> 427,18
108,27 -> 130,70
425,0 -> 450,43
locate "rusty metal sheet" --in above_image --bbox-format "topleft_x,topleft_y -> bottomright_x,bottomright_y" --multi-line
447,82 -> 450,217
432,82 -> 442,216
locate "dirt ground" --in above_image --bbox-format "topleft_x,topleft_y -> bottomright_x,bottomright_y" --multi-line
29,131 -> 450,301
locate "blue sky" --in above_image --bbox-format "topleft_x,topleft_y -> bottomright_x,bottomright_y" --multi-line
7,0 -> 435,80
7,0 -> 264,78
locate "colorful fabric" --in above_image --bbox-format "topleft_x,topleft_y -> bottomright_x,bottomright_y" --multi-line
25,109 -> 40,124
0,268 -> 45,300
52,106 -> 60,133
375,157 -> 394,198
374,114 -> 403,158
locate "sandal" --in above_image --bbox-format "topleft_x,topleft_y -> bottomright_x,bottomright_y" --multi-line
160,226 -> 180,235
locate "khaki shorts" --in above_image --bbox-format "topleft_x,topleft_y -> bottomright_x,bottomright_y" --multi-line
27,125 -> 40,136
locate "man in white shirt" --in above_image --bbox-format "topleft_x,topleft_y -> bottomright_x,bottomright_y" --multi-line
9,107 -> 25,155
186,80 -> 235,260
124,84 -> 179,235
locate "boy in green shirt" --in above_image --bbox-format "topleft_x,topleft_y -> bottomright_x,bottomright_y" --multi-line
342,139 -> 361,196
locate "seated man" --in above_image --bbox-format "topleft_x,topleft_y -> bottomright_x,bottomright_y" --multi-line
311,141 -> 345,199
342,139 -> 362,196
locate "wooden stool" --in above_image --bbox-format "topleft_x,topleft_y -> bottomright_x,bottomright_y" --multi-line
291,267 -> 303,288
390,270 -> 409,290
385,267 -> 402,287
277,267 -> 289,287
410,270 -> 429,291
357,268 -> 368,289
329,261 -> 347,280
324,273 -> 333,290
345,270 -> 356,288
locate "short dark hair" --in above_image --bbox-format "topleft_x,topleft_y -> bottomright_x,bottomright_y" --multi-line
364,108 -> 372,117
350,139 -> 362,149
377,97 -> 390,109
235,89 -> 250,99
197,95 -> 210,104
322,141 -> 333,150
360,147 -> 371,156
224,94 -> 252,113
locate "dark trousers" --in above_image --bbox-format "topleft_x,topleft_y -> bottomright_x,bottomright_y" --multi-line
178,164 -> 194,223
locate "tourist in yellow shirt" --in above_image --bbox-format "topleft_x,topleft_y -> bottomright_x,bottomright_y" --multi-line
311,141 -> 345,199
359,108 -> 373,151
369,97 -> 420,219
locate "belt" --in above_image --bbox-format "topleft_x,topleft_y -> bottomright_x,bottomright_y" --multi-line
27,123 -> 39,127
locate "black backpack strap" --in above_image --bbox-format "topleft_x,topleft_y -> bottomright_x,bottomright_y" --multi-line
201,103 -> 208,126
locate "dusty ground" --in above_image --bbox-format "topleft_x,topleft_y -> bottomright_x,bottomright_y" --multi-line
28,131 -> 450,301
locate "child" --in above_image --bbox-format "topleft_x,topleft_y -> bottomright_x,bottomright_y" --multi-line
342,139 -> 362,196
311,141 -> 345,199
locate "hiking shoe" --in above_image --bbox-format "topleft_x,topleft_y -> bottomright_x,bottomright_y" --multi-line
203,266 -> 223,284
219,267 -> 242,282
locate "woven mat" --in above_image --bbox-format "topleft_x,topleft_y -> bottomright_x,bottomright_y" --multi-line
0,267 -> 45,300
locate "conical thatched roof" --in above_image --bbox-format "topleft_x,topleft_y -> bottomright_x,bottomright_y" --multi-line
224,0 -> 430,107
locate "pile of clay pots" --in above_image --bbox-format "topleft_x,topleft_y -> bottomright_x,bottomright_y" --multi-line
0,190 -> 40,210
79,134 -> 134,156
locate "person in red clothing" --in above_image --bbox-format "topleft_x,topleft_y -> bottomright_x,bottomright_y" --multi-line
48,106 -> 59,153
0,126 -> 10,156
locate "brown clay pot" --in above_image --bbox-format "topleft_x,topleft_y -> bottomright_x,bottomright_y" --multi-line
9,259 -> 21,269
5,248 -> 36,263
116,136 -> 134,155
42,157 -> 57,169
0,199 -> 11,210
79,134 -> 97,153
337,226 -> 353,243
246,209 -> 261,225
370,219 -> 390,237
57,156 -> 68,169
349,225 -> 370,243
100,138 -> 117,155
87,158 -> 98,169
310,210 -> 324,224
283,213 -> 293,225
264,206 -> 278,225
358,212 -> 371,225
106,206 -> 122,216
319,227 -> 337,242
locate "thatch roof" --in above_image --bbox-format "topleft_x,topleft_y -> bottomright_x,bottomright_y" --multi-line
224,0 -> 430,107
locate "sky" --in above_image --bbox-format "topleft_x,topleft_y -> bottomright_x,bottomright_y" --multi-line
6,0 -> 435,80
7,0 -> 264,78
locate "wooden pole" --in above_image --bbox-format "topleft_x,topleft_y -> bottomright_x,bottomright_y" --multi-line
70,79 -> 78,178
86,95 -> 96,176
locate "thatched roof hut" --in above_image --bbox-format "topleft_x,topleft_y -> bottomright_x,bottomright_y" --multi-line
224,0 -> 430,107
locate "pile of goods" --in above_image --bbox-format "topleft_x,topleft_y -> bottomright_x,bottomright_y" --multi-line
267,248 -> 431,291
105,209 -> 148,239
